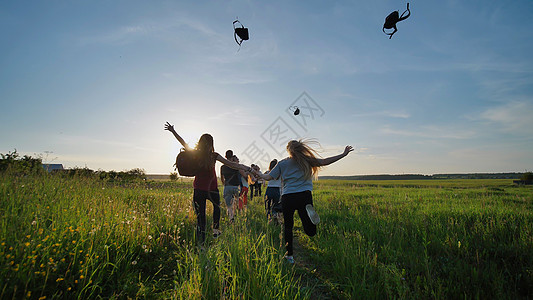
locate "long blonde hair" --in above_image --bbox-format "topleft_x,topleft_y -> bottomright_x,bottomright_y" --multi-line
286,139 -> 322,179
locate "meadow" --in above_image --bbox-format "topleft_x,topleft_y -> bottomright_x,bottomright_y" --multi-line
1,172 -> 532,299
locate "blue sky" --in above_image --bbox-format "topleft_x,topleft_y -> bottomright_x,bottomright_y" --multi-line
1,0 -> 532,176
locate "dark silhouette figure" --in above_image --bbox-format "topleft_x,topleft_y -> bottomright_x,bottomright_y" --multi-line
383,3 -> 411,39
233,19 -> 249,46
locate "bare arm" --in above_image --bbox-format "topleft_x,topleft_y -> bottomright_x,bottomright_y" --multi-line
239,169 -> 252,180
220,166 -> 225,185
316,145 -> 354,166
215,153 -> 252,172
254,170 -> 274,181
164,122 -> 192,151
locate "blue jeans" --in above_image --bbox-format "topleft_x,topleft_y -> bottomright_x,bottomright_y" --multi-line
265,186 -> 281,218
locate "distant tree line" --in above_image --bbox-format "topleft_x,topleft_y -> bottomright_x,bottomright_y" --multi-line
0,150 -> 146,181
319,172 -> 528,181
0,150 -> 45,175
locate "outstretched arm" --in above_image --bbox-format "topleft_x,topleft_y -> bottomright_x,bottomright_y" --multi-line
239,169 -> 252,180
254,171 -> 274,181
316,146 -> 354,166
215,153 -> 252,172
164,122 -> 192,151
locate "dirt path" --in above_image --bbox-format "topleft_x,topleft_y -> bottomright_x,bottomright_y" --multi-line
290,232 -> 348,299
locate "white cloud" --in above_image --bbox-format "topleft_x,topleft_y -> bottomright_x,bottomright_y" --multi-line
352,110 -> 410,119
477,100 -> 533,134
380,125 -> 476,139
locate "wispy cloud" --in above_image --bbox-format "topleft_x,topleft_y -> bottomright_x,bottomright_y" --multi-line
476,100 -> 533,134
77,24 -> 157,45
77,14 -> 221,46
380,125 -> 476,139
352,110 -> 410,119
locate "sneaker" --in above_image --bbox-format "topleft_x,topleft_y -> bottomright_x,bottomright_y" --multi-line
213,229 -> 222,238
306,204 -> 320,225
284,255 -> 295,264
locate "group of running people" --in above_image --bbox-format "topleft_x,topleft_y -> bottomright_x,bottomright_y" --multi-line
220,151 -> 282,224
165,122 -> 353,263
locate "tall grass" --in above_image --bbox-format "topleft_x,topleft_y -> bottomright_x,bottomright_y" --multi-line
0,173 -> 303,299
311,180 -> 533,299
1,173 -> 532,299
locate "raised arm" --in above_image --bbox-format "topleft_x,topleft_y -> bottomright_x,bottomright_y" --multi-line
164,122 -> 192,151
215,153 -> 252,172
316,145 -> 354,166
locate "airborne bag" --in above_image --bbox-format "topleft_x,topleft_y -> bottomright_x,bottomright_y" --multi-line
233,19 -> 249,46
175,149 -> 198,177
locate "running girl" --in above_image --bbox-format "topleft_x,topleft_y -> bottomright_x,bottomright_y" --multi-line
254,140 -> 353,263
164,122 -> 253,243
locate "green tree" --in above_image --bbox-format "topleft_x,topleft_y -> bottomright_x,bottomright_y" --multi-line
521,172 -> 533,183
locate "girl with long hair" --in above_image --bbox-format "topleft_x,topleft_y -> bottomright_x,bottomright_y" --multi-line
254,139 -> 353,263
165,122 -> 253,243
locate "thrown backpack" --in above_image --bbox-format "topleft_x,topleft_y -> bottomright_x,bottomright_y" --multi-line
233,19 -> 249,46
174,148 -> 198,177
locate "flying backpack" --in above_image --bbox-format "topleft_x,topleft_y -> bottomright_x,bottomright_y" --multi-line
233,19 -> 249,46
383,3 -> 411,39
174,148 -> 199,177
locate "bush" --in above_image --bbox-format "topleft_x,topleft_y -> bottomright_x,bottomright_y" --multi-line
521,172 -> 533,184
0,150 -> 44,175
169,172 -> 178,181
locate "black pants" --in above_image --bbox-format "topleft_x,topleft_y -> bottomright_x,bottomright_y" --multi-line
254,182 -> 262,196
249,183 -> 256,200
193,189 -> 220,243
281,191 -> 317,256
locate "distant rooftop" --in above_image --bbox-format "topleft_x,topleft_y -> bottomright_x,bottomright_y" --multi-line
42,164 -> 64,172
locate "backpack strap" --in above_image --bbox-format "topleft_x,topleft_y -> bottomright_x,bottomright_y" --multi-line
233,20 -> 244,46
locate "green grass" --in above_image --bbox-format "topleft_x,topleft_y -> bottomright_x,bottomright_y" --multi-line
1,174 -> 532,299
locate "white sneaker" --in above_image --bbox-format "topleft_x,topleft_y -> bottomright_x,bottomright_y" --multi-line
305,204 -> 320,225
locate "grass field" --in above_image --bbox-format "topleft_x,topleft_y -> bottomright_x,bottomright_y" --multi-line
1,173 -> 532,299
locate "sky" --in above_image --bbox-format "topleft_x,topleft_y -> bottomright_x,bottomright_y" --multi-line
1,0 -> 532,176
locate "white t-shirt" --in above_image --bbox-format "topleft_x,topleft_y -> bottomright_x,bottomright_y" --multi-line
241,174 -> 249,188
268,158 -> 313,195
